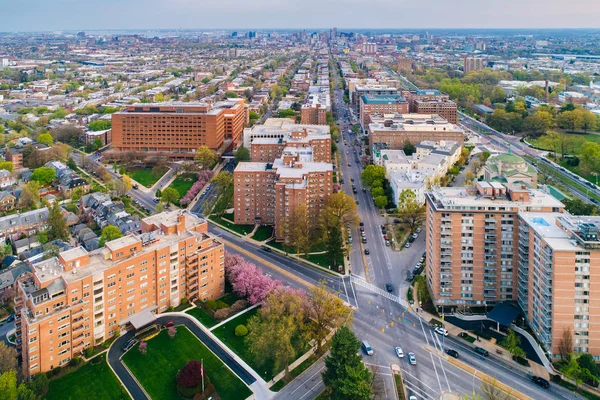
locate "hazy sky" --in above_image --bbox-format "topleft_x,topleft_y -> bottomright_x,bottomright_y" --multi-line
2,0 -> 599,31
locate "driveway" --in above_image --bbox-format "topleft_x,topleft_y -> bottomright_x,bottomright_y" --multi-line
107,314 -> 258,400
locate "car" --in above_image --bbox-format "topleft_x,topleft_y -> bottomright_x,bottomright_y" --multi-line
362,237 -> 367,243
385,240 -> 390,246
405,242 -> 411,248
362,340 -> 374,356
383,234 -> 388,241
261,246 -> 272,252
412,233 -> 418,239
356,200 -> 359,205
359,222 -> 364,227
153,198 -> 160,203
350,178 -> 354,182
446,349 -> 459,358
362,187 -> 366,192
361,231 -> 366,237
474,347 -> 489,357
386,283 -> 394,292
408,352 -> 417,365
395,347 -> 404,358
5,314 -> 14,323
531,376 -> 550,388
435,327 -> 449,337
416,227 -> 421,233
348,163 -> 351,167
353,188 -> 358,194
364,249 -> 370,255
412,266 -> 420,275
360,226 -> 364,231
409,396 -> 417,400
163,320 -> 175,328
121,338 -> 137,352
408,236 -> 415,243
340,179 -> 345,184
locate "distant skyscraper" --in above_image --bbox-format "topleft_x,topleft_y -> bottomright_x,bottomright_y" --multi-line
231,31 -> 238,37
330,27 -> 337,40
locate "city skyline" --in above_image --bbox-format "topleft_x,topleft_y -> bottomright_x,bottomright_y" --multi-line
2,0 -> 600,32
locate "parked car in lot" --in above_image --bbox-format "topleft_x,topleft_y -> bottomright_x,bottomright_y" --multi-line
446,349 -> 459,358
408,352 -> 417,365
395,346 -> 404,358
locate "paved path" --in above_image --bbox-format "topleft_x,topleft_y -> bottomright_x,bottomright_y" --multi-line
107,313 -> 261,400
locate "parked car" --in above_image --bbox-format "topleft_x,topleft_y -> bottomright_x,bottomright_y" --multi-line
261,246 -> 272,252
531,376 -> 550,389
416,227 -> 422,233
5,314 -> 15,323
412,266 -> 420,275
360,226 -> 365,232
359,222 -> 364,227
364,249 -> 370,255
435,327 -> 449,337
362,340 -> 373,356
395,346 -> 404,358
408,352 -> 417,365
446,349 -> 459,358
163,320 -> 175,328
412,233 -> 418,239
405,242 -> 411,248
474,347 -> 489,357
362,237 -> 367,243
121,339 -> 137,352
385,240 -> 390,246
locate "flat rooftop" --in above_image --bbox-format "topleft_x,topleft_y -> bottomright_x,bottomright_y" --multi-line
519,212 -> 579,251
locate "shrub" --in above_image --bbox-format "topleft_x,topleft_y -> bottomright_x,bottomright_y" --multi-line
235,325 -> 249,337
204,300 -> 218,312
69,357 -> 82,367
512,355 -> 529,366
214,308 -> 230,320
215,300 -> 228,310
230,299 -> 248,313
566,156 -> 580,166
177,360 -> 208,388
84,347 -> 94,358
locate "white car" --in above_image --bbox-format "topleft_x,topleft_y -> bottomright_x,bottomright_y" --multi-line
395,346 -> 404,358
435,327 -> 449,337
409,396 -> 417,400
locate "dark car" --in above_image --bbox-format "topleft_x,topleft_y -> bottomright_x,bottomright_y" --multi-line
121,339 -> 137,352
412,267 -> 420,275
261,246 -> 272,252
446,349 -> 459,358
531,376 -> 550,388
359,222 -> 364,227
5,314 -> 15,323
340,179 -> 345,184
364,249 -> 370,255
386,283 -> 393,293
474,347 -> 489,357
362,237 -> 367,243
353,188 -> 358,194
163,320 -> 175,328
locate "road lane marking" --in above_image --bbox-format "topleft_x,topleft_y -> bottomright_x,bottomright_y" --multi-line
429,352 -> 443,394
419,318 -> 430,346
403,382 -> 436,400
290,366 -> 325,396
401,369 -> 437,393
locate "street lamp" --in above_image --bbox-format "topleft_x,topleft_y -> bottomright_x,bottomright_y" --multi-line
592,172 -> 599,186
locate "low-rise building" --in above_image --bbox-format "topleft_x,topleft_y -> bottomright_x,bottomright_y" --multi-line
481,153 -> 538,188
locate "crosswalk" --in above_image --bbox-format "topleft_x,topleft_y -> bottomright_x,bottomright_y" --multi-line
350,275 -> 411,310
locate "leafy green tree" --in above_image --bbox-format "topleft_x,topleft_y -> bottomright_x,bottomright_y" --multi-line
522,111 -> 554,138
225,91 -> 238,98
93,138 -> 103,150
246,287 -> 308,379
30,167 -> 56,185
361,165 -> 386,188
211,171 -> 233,192
562,198 -> 598,216
160,187 -> 180,204
580,142 -> 600,174
322,326 -> 372,400
99,225 -> 123,247
403,140 -> 415,156
324,220 -> 345,270
371,187 -> 384,198
47,202 -> 69,242
234,146 -> 250,163
26,373 -> 48,399
0,370 -> 17,400
322,192 -> 359,227
374,196 -> 388,208
577,353 -> 600,379
36,133 -> 53,146
0,162 -> 13,172
194,145 -> 218,170
501,329 -> 525,359
88,120 -> 112,131
397,190 -> 426,232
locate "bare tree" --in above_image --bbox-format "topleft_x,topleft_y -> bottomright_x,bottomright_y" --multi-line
559,327 -> 573,361
480,378 -> 509,400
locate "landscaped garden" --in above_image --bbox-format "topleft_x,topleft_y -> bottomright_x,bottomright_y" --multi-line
122,327 -> 252,400
45,354 -> 127,400
167,173 -> 199,201
251,225 -> 273,242
209,213 -> 254,235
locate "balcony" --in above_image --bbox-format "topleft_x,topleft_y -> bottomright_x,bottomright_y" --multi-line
72,307 -> 85,317
73,342 -> 86,353
72,324 -> 85,334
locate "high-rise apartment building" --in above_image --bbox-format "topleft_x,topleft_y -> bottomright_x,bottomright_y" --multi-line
111,100 -> 245,158
14,211 -> 225,377
301,104 -> 327,125
425,182 -> 563,309
351,85 -> 398,112
368,113 -> 464,151
243,118 -> 330,155
397,56 -> 413,73
402,90 -> 458,124
234,150 -> 333,240
464,57 -> 485,73
250,126 -> 331,164
359,94 -> 409,130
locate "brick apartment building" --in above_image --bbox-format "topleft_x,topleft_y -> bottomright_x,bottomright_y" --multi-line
111,100 -> 245,158
368,113 -> 464,151
243,118 -> 330,155
424,183 -> 600,358
234,151 -> 333,240
301,104 -> 327,125
14,210 -> 225,377
359,94 -> 408,130
397,56 -> 413,73
464,57 -> 485,73
351,84 -> 398,112
250,126 -> 331,164
402,90 -> 458,124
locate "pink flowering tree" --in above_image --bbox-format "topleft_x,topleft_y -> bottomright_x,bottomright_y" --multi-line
138,341 -> 147,355
224,252 -> 283,305
179,170 -> 215,206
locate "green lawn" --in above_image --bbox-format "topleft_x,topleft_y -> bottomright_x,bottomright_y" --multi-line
209,214 -> 254,236
528,132 -> 600,155
186,306 -> 218,328
168,173 -> 198,199
212,307 -> 311,381
45,354 -> 127,400
301,252 -> 343,270
122,328 -> 251,400
459,332 -> 476,343
558,158 -> 600,186
251,225 -> 273,242
128,168 -> 163,188
266,240 -> 326,254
